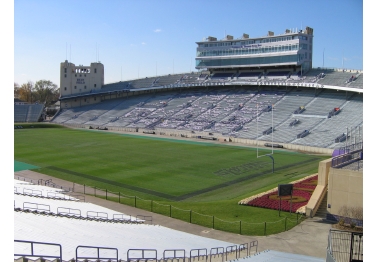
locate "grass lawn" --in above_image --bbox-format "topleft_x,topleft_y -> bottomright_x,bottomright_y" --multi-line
14,124 -> 329,235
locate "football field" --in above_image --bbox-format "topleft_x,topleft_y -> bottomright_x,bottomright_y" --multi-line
14,125 -> 327,203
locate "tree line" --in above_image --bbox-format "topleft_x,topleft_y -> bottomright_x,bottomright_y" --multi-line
14,80 -> 60,107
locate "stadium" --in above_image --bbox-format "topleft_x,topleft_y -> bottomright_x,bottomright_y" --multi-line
14,26 -> 363,261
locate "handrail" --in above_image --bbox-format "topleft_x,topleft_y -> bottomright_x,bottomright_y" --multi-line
190,248 -> 207,262
14,239 -> 62,261
76,245 -> 118,261
209,247 -> 224,262
57,207 -> 81,217
87,211 -> 108,219
23,202 -> 50,212
23,188 -> 42,197
127,249 -> 158,262
163,249 -> 186,262
225,245 -> 238,260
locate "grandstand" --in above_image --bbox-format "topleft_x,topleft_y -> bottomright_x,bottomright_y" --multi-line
53,26 -> 362,154
14,103 -> 44,123
52,84 -> 362,151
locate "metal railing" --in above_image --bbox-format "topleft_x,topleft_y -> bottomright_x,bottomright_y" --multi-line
327,229 -> 363,262
15,240 -> 258,261
14,240 -> 62,262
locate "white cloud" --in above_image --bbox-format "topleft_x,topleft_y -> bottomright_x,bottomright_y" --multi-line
141,42 -> 146,45
154,29 -> 162,33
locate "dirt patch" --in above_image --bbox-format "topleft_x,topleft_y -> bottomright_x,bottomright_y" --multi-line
332,223 -> 363,232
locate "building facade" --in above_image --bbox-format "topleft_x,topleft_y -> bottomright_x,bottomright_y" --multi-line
195,26 -> 313,75
60,60 -> 104,98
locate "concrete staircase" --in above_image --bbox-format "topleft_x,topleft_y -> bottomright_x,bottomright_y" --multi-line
314,191 -> 328,218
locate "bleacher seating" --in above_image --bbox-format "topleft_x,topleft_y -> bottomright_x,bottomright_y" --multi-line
14,178 -> 248,262
237,71 -> 262,80
316,70 -> 357,86
211,72 -> 234,80
348,73 -> 363,89
297,129 -> 310,138
14,104 -> 44,122
266,71 -> 291,79
52,82 -> 362,149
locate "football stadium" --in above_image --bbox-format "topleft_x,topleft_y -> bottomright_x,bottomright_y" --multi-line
14,26 -> 363,261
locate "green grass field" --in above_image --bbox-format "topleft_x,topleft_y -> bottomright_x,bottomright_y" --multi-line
14,124 -> 329,235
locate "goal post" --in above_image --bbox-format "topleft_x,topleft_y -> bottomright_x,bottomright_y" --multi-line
256,103 -> 275,158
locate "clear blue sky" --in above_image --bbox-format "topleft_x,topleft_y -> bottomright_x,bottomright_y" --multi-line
11,0 -> 365,87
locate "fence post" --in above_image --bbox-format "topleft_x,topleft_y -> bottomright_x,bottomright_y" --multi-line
106,189 -> 107,200
134,196 -> 136,207
94,186 -> 96,197
151,200 -> 153,212
296,213 -> 298,224
170,205 -> 172,217
190,210 -> 192,223
240,221 -> 242,235
264,222 -> 266,236
212,216 -> 215,229
118,192 -> 120,203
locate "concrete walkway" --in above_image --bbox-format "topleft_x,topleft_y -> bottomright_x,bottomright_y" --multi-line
14,170 -> 335,259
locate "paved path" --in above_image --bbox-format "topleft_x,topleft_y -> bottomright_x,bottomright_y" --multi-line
14,170 -> 335,259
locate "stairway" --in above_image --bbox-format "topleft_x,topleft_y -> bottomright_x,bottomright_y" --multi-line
314,191 -> 328,219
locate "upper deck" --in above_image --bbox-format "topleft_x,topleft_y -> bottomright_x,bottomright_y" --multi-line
195,27 -> 313,70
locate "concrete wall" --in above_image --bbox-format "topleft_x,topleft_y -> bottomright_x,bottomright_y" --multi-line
306,158 -> 363,220
327,167 -> 363,217
230,137 -> 333,155
305,159 -> 331,217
